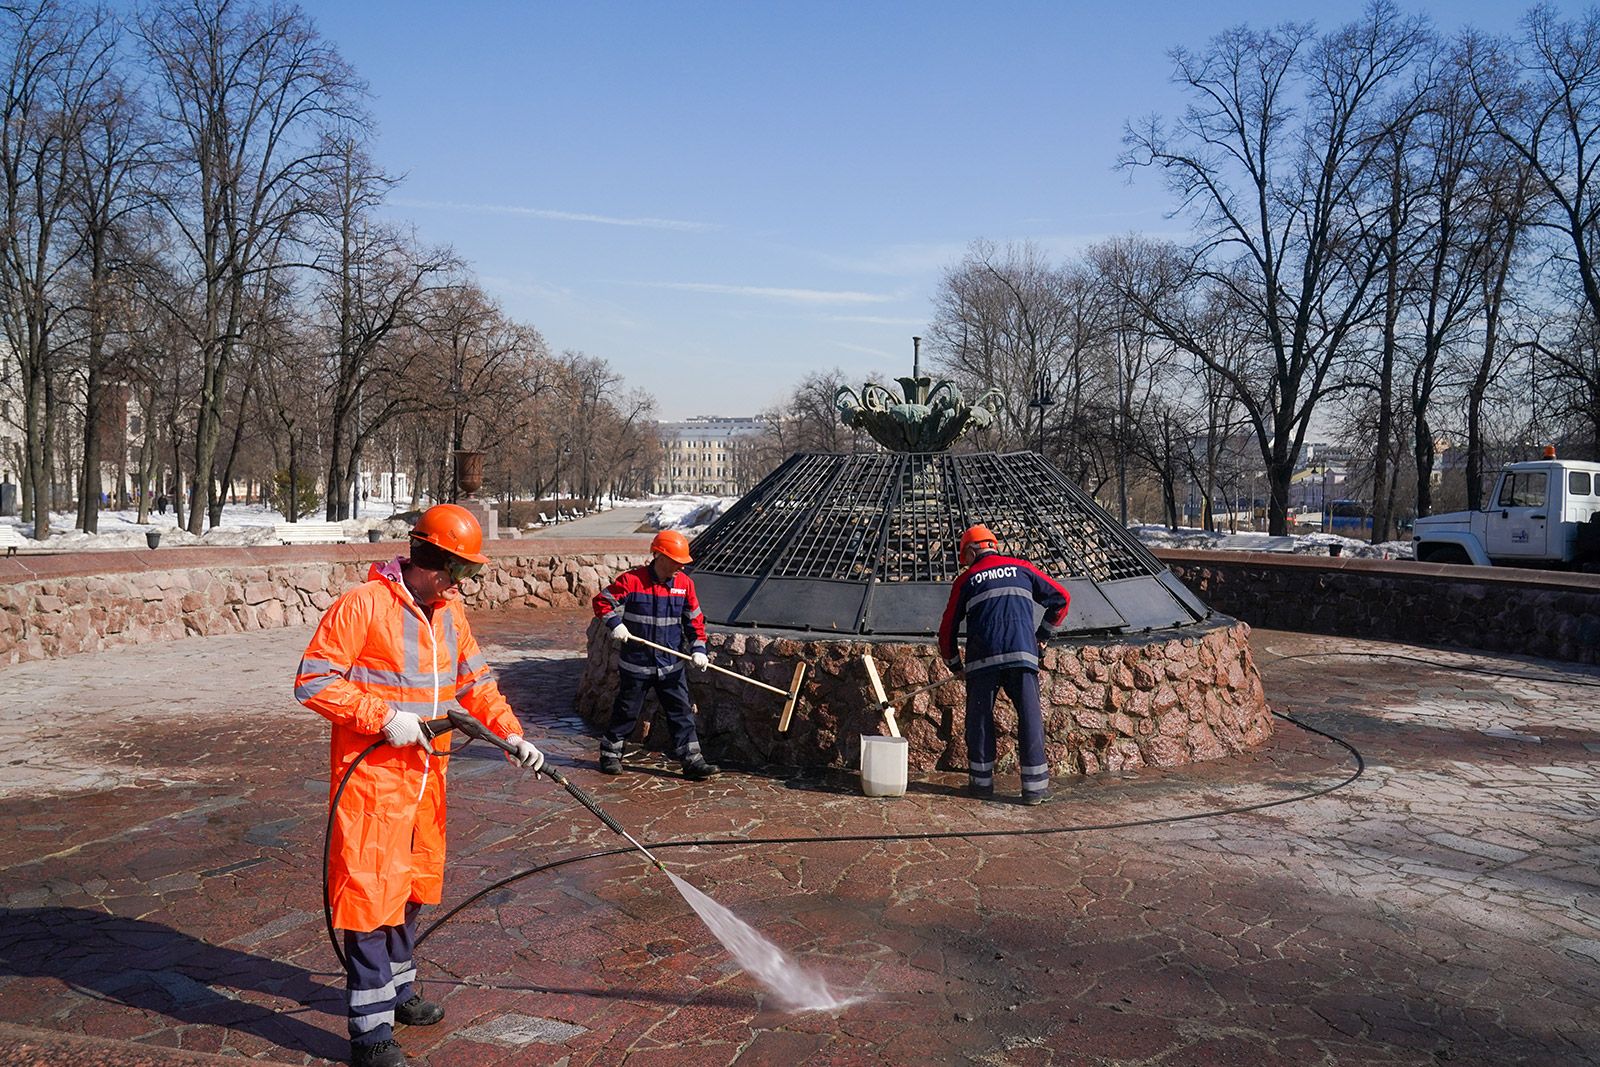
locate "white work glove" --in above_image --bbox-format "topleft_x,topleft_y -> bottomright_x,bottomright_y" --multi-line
610,623 -> 632,643
692,651 -> 709,671
505,734 -> 544,772
382,710 -> 434,752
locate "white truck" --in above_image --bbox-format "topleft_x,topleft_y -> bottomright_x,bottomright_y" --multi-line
1411,454 -> 1600,568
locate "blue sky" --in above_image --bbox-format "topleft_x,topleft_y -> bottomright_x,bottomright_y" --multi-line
301,1 -> 1584,420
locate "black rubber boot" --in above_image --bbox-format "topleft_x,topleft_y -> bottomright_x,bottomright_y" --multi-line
395,992 -> 444,1026
681,757 -> 720,781
967,783 -> 995,799
599,754 -> 623,775
351,1038 -> 407,1067
1021,791 -> 1053,806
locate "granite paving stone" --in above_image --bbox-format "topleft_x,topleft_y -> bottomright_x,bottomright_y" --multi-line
1,612 -> 1598,1065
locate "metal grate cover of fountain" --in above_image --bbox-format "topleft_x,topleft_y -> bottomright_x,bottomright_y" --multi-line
579,358 -> 1269,777
688,450 -> 1209,637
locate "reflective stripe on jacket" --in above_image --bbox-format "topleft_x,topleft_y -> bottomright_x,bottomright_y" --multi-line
592,563 -> 707,678
938,553 -> 1070,674
295,557 -> 523,932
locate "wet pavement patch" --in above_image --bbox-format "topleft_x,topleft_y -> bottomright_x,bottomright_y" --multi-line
456,1012 -> 589,1045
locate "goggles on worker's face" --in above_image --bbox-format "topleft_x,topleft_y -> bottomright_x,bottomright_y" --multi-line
444,557 -> 484,585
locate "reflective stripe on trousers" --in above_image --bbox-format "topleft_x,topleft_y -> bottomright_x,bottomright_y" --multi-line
344,900 -> 420,1048
965,668 -> 1049,796
604,668 -> 702,760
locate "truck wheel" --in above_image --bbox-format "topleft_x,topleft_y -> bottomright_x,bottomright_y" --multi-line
1417,543 -> 1471,565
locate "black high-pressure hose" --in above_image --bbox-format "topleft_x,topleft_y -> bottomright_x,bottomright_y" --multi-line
414,708 -> 1364,952
328,713 -> 1359,966
323,708 -> 666,969
331,648 -> 1596,966
324,738 -> 386,971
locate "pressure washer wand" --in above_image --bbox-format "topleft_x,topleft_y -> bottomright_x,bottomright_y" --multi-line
541,765 -> 669,873
430,708 -> 669,873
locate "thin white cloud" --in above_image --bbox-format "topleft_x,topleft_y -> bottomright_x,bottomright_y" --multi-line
645,281 -> 893,305
834,341 -> 898,361
819,241 -> 973,277
392,197 -> 717,232
824,314 -> 928,326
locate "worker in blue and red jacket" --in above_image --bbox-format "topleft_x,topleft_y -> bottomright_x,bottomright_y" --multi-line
592,529 -> 719,780
938,524 -> 1070,804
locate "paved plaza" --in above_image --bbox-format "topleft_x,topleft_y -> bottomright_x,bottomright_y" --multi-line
1,608 -> 1597,1065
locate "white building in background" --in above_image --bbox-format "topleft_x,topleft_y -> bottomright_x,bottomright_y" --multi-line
656,416 -> 761,495
0,365 -> 19,515
359,469 -> 411,507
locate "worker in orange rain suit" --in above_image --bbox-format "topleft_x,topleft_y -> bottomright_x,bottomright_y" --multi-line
295,503 -> 544,1067
938,523 -> 1070,805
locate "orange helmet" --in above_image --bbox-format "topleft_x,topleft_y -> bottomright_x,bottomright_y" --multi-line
959,523 -> 999,566
410,503 -> 489,564
650,529 -> 693,564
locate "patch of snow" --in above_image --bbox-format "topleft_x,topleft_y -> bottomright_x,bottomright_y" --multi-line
0,499 -> 412,552
643,495 -> 737,536
0,496 -> 1416,559
1129,524 -> 1414,560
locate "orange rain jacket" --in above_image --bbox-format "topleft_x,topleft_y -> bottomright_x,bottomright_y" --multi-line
295,558 -> 524,932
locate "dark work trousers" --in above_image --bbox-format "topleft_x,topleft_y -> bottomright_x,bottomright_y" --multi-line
965,668 -> 1050,798
343,900 -> 420,1049
601,668 -> 706,763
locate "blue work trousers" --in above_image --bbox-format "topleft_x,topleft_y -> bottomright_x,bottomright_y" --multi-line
603,668 -> 705,763
343,900 -> 419,1049
966,668 -> 1049,798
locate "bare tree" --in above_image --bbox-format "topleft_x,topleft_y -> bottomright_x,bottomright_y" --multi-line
1121,3 -> 1431,534
0,0 -> 115,538
140,0 -> 364,533
309,137 -> 454,520
69,46 -> 158,532
927,241 -> 1106,474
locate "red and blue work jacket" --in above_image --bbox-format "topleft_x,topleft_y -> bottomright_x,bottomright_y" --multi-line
938,553 -> 1070,675
593,564 -> 709,678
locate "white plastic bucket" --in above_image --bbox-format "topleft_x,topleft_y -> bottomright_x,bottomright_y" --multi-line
860,734 -> 908,797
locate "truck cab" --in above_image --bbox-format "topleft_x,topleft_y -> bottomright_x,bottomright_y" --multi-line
1412,454 -> 1600,568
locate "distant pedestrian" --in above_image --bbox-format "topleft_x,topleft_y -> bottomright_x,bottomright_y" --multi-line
156,494 -> 167,515
938,524 -> 1070,804
592,529 -> 719,780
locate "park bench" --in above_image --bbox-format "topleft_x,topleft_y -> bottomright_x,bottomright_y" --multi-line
0,525 -> 24,556
536,512 -> 555,525
274,521 -> 349,545
1215,533 -> 1296,553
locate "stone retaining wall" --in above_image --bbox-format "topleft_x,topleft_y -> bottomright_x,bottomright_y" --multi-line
0,543 -> 649,667
1155,549 -> 1600,664
576,615 -> 1271,778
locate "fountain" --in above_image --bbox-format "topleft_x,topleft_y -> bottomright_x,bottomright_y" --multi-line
577,361 -> 1270,780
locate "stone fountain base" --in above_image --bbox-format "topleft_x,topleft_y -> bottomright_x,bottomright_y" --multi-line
575,615 -> 1272,778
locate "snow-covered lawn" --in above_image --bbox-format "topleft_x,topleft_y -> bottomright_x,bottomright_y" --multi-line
638,496 -> 1413,559
1,494 -> 1413,560
0,501 -> 411,552
1130,524 -> 1414,560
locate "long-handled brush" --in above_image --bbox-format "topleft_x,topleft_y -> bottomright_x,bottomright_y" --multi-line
620,633 -> 808,733
861,653 -> 962,737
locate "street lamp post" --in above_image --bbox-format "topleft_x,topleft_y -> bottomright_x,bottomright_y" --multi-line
1028,369 -> 1054,459
551,439 -> 572,522
1322,466 -> 1332,533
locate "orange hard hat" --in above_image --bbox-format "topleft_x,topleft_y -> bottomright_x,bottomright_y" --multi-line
650,529 -> 693,564
410,503 -> 489,564
959,523 -> 999,565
